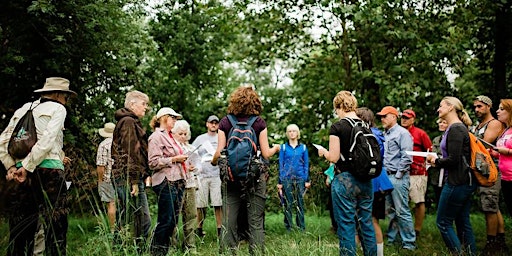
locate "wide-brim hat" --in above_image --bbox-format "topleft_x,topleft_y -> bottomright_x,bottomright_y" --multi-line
156,107 -> 182,119
99,122 -> 115,138
34,77 -> 77,96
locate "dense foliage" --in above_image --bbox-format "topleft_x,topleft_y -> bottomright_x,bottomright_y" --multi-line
0,0 -> 510,212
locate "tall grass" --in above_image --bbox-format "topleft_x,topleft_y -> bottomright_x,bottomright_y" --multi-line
1,209 -> 508,256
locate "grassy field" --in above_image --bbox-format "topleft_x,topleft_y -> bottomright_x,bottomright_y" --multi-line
0,209 -> 507,256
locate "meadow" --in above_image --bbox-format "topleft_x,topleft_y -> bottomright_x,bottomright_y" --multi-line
0,209 -> 505,256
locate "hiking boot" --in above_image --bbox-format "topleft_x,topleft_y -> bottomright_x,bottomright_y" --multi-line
196,228 -> 205,238
482,240 -> 498,256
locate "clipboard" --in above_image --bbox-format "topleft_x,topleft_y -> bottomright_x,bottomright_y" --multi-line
477,137 -> 497,149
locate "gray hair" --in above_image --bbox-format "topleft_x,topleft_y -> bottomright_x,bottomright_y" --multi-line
172,120 -> 191,141
124,90 -> 149,109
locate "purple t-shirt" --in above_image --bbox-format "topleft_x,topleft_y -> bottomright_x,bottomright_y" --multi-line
218,115 -> 267,142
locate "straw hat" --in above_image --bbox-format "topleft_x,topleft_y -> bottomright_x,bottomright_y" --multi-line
34,77 -> 77,96
98,122 -> 115,138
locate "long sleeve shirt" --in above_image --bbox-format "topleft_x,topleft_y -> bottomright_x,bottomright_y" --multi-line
148,127 -> 186,186
278,143 -> 309,183
383,123 -> 413,176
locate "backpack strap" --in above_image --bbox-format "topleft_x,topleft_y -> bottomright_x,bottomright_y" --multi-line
281,144 -> 286,152
227,114 -> 238,127
246,115 -> 258,127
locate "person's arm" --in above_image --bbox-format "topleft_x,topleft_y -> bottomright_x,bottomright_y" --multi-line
484,120 -> 504,144
398,131 -> 413,172
278,144 -> 284,185
435,126 -> 466,169
259,128 -> 279,159
303,145 -> 311,188
319,135 -> 341,163
211,130 -> 226,165
97,166 -> 105,183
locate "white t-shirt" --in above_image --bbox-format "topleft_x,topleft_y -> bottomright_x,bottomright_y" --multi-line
192,133 -> 220,178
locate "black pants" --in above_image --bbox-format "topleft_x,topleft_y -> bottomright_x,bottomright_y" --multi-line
7,168 -> 68,256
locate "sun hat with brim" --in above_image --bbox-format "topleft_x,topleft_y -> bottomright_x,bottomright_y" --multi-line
156,107 -> 182,119
34,77 -> 77,96
98,122 -> 115,138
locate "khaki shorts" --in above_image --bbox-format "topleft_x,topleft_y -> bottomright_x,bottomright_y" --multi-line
196,176 -> 222,208
479,172 -> 502,213
99,181 -> 115,202
409,175 -> 428,204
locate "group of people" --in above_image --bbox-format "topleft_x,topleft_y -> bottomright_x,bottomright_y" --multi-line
3,78 -> 512,256
318,92 -> 512,256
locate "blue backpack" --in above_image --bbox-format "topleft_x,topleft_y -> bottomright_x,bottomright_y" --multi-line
226,115 -> 259,181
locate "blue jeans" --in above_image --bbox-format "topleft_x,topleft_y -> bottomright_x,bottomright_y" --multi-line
436,182 -> 477,255
332,172 -> 376,256
113,180 -> 151,247
151,179 -> 185,255
386,172 -> 416,249
282,178 -> 306,230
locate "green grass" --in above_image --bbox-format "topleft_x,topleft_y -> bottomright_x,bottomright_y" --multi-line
1,210 -> 509,256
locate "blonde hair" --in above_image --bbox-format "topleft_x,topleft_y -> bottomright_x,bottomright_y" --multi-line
442,96 -> 472,127
172,120 -> 192,141
149,115 -> 171,131
286,124 -> 301,139
333,91 -> 357,113
124,90 -> 149,109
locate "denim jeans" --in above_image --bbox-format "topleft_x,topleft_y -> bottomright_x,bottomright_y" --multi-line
151,179 -> 185,255
282,178 -> 306,230
113,179 -> 151,248
222,175 -> 267,255
332,172 -> 376,256
436,182 -> 477,255
386,172 -> 416,249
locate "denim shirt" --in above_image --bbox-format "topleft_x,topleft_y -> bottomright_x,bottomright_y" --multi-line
383,123 -> 413,175
278,143 -> 309,183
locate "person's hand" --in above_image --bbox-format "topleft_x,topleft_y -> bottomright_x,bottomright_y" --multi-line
426,154 -> 437,166
188,163 -> 196,171
6,166 -> 17,181
318,148 -> 326,158
273,144 -> 280,152
63,157 -> 72,165
130,184 -> 139,196
305,182 -> 311,189
174,154 -> 188,163
325,176 -> 331,187
14,167 -> 27,183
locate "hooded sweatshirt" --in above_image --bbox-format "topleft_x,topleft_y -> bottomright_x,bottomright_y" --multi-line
111,107 -> 149,185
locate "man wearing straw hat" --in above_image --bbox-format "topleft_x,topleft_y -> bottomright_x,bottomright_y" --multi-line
96,122 -> 116,233
0,77 -> 76,256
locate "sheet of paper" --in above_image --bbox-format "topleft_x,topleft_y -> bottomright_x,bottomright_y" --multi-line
405,151 -> 437,158
200,141 -> 216,155
312,143 -> 326,150
477,137 -> 497,149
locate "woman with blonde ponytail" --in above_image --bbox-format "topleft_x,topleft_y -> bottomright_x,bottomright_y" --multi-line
427,96 -> 477,255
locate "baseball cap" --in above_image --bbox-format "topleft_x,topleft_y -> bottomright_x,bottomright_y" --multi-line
376,106 -> 399,117
156,107 -> 182,119
402,109 -> 416,118
475,95 -> 492,107
207,115 -> 220,123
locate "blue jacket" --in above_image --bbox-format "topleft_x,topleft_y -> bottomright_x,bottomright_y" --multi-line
278,142 -> 309,183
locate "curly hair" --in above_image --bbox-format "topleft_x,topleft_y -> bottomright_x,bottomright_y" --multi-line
500,99 -> 512,127
333,90 -> 357,113
227,86 -> 262,116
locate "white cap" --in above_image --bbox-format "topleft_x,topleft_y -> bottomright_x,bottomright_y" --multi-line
156,107 -> 182,119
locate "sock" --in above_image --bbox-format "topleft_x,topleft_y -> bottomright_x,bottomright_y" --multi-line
377,243 -> 384,256
497,233 -> 505,242
487,235 -> 497,244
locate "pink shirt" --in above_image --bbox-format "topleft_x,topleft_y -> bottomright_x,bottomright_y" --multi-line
497,128 -> 512,181
148,127 -> 186,185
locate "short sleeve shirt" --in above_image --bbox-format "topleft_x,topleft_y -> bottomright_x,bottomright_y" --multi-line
218,115 -> 267,141
96,137 -> 113,182
329,118 -> 356,171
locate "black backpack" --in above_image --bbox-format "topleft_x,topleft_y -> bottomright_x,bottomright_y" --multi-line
338,117 -> 382,181
8,102 -> 39,159
225,115 -> 259,182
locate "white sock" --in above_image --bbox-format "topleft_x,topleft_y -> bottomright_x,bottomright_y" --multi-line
377,243 -> 384,256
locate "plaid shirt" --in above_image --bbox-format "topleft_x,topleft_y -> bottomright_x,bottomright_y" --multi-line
96,137 -> 113,182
